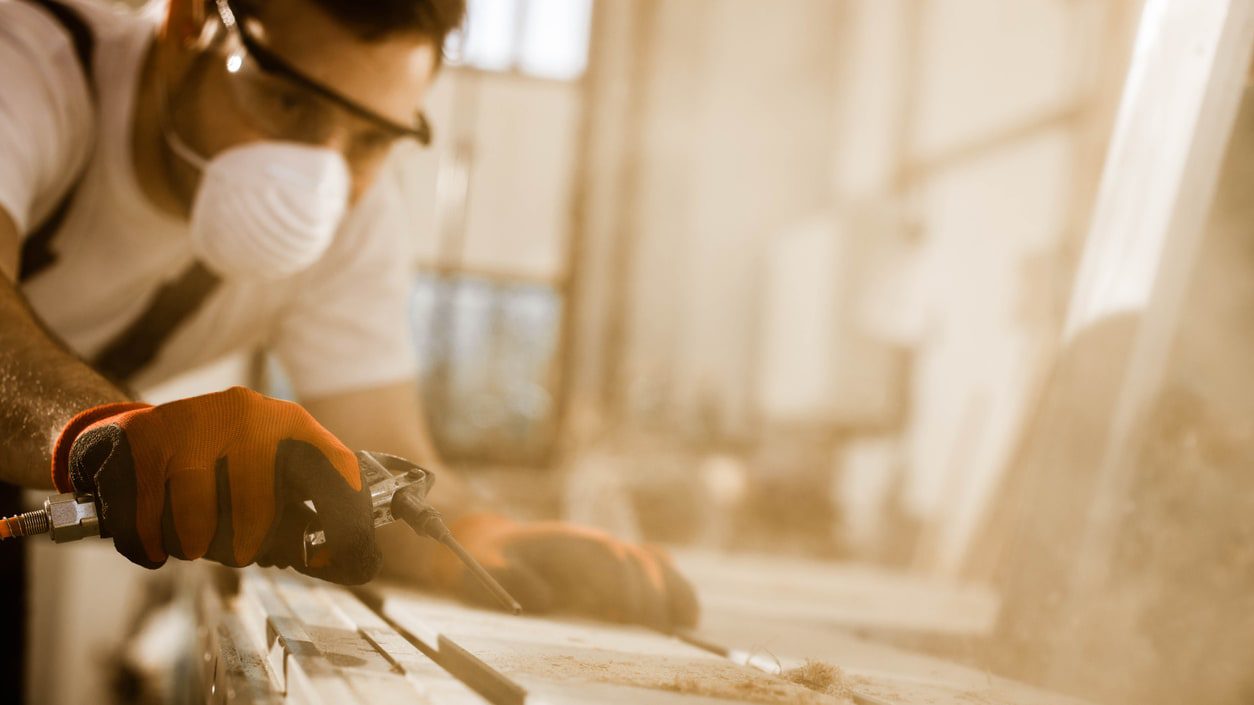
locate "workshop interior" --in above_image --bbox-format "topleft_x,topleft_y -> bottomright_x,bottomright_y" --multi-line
7,0 -> 1254,703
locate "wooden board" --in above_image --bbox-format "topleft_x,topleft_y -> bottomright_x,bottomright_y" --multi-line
198,575 -> 284,705
233,570 -> 487,705
213,612 -> 287,705
688,607 -> 1091,705
217,566 -> 1083,705
1060,0 -> 1254,597
375,582 -> 854,705
316,583 -> 488,705
664,550 -> 1089,705
237,573 -> 370,705
673,549 -> 999,637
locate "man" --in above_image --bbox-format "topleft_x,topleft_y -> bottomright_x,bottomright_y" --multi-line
0,0 -> 697,656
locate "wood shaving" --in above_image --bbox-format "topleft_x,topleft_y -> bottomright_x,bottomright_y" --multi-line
783,659 -> 853,699
501,647 -> 853,704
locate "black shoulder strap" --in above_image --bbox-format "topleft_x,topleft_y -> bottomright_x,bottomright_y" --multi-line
28,0 -> 96,86
18,0 -> 220,385
18,0 -> 96,283
91,262 -> 222,386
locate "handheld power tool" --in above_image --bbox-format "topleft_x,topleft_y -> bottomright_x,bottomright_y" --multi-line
0,450 -> 521,614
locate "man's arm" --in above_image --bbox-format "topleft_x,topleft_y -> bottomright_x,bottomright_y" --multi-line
0,206 -> 129,488
302,379 -> 699,628
301,379 -> 485,518
302,379 -> 485,585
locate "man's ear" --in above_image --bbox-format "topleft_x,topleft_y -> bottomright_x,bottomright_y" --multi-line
163,0 -> 208,47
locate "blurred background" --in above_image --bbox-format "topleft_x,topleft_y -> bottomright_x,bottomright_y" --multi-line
372,0 -> 1137,572
27,1 -> 1254,704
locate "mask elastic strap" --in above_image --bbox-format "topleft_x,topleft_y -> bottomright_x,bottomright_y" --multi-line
155,33 -> 214,172
160,112 -> 209,172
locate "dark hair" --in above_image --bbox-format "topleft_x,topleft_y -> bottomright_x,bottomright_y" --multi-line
300,0 -> 465,46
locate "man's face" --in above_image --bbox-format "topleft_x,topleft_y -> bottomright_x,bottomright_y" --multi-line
174,0 -> 439,202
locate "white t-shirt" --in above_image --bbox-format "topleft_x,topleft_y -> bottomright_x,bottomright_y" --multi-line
0,0 -> 417,398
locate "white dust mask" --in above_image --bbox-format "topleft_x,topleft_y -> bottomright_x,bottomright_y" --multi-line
172,140 -> 351,280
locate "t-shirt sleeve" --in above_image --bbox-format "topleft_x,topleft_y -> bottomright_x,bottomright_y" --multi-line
270,171 -> 419,399
0,2 -> 94,234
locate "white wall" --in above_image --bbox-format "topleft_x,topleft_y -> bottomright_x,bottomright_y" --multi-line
574,0 -> 1142,573
604,0 -> 844,434
397,71 -> 583,282
899,0 -> 1137,575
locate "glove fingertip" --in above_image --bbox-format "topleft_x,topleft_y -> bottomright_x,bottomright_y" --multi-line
113,533 -> 167,571
274,440 -> 381,585
86,426 -> 167,570
297,540 -> 381,586
54,402 -> 150,492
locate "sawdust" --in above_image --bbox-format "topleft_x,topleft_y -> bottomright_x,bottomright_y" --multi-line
658,658 -> 854,704
782,659 -> 852,699
660,671 -> 851,705
498,649 -> 853,704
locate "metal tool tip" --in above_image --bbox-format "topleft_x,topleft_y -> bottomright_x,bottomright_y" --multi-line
442,535 -> 524,615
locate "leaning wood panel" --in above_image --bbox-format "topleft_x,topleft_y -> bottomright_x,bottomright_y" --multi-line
1062,0 -> 1254,583
1028,0 -> 1253,689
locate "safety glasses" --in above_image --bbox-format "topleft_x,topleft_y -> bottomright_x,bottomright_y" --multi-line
211,0 -> 432,150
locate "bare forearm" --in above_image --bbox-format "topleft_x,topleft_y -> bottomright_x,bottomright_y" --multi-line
304,380 -> 488,519
0,278 -> 128,488
303,380 -> 493,585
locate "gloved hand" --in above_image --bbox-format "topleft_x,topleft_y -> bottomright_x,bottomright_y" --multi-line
52,386 -> 380,585
428,513 -> 699,630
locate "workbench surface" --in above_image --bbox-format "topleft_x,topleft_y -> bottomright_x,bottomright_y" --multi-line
206,559 -> 1090,705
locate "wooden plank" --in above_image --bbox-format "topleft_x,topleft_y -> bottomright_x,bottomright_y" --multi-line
269,571 -> 444,704
213,612 -> 286,705
316,584 -> 489,705
687,609 -> 1092,705
664,551 -> 1088,705
1044,0 -> 1254,687
673,549 -> 999,637
1063,0 -> 1254,581
237,572 -> 362,705
375,583 -> 854,705
197,570 -> 283,705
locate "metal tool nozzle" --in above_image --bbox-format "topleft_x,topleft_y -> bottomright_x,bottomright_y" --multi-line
389,484 -> 523,615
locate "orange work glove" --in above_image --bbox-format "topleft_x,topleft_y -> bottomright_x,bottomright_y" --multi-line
429,513 -> 699,630
53,387 -> 380,585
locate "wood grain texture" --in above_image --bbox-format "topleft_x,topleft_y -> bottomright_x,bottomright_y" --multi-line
666,550 -> 1090,705
232,570 -> 485,705
689,607 -> 1092,705
213,612 -> 286,705
271,572 -> 440,704
376,583 -> 854,705
317,584 -> 488,705
673,549 -> 999,636
237,573 -> 363,705
1062,0 -> 1254,600
222,566 -> 1079,705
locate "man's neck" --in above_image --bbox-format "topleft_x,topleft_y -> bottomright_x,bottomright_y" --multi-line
130,39 -> 196,220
